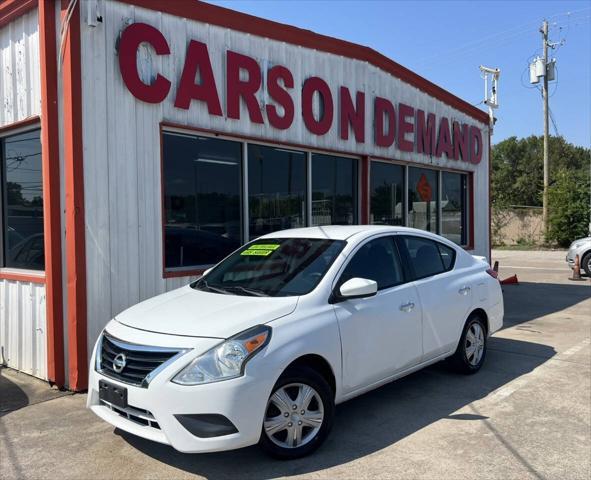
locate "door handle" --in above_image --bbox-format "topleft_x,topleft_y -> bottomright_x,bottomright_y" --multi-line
458,286 -> 471,295
399,301 -> 415,312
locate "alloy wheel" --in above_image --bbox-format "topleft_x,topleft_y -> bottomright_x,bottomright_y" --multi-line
264,382 -> 324,449
465,322 -> 485,366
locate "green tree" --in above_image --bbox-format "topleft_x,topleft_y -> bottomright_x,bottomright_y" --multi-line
546,169 -> 590,247
492,135 -> 590,207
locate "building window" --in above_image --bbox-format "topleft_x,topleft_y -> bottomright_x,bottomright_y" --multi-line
370,161 -> 404,226
1,129 -> 44,270
162,132 -> 242,270
248,144 -> 307,240
408,167 -> 438,233
311,154 -> 358,226
441,171 -> 468,245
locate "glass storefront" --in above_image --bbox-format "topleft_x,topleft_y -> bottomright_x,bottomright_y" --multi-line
248,144 -> 306,239
161,129 -> 471,272
1,129 -> 44,270
311,154 -> 358,226
408,167 -> 438,233
162,132 -> 242,269
441,171 -> 468,245
370,162 -> 404,226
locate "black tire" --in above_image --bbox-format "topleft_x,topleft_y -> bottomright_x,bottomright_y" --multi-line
259,366 -> 334,459
582,252 -> 591,277
448,315 -> 487,374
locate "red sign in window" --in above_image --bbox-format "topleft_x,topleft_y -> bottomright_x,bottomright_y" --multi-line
417,173 -> 432,202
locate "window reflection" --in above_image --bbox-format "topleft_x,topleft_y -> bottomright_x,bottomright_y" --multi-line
370,162 -> 404,226
248,144 -> 306,240
163,133 -> 242,269
441,171 -> 467,245
312,154 -> 357,226
408,167 -> 438,233
2,129 -> 44,270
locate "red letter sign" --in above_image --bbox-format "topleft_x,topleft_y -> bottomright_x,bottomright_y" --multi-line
470,126 -> 483,164
374,97 -> 395,147
416,110 -> 436,155
436,117 -> 453,159
266,65 -> 294,130
302,77 -> 334,135
118,23 -> 171,103
174,40 -> 222,115
397,103 -> 414,152
452,122 -> 469,161
226,51 -> 264,123
340,87 -> 365,142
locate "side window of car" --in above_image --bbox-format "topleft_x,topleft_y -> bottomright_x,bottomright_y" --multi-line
401,236 -> 455,279
339,237 -> 404,290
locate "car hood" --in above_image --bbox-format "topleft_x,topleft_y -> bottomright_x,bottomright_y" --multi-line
114,285 -> 298,339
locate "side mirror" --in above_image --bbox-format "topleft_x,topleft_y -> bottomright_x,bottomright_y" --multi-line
335,277 -> 378,301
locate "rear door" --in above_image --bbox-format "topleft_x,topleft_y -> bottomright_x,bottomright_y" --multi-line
332,235 -> 423,394
396,235 -> 472,361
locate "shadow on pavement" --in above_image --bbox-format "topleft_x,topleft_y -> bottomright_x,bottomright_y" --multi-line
118,337 -> 556,479
0,367 -> 29,418
501,281 -> 590,328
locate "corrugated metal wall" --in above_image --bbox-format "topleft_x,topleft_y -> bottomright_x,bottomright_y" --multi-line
0,8 -> 41,127
0,280 -> 47,379
0,8 -> 46,379
79,1 -> 490,358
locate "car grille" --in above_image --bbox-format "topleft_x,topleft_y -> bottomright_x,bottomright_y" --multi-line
100,399 -> 161,429
99,333 -> 183,387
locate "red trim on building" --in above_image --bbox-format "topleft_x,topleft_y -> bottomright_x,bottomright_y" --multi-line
61,0 -> 87,391
0,0 -> 37,28
360,156 -> 370,224
468,172 -> 475,251
0,116 -> 40,135
39,0 -> 65,388
127,0 -> 489,125
0,270 -> 45,283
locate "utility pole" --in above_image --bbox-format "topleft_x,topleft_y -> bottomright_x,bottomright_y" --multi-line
541,19 -> 550,238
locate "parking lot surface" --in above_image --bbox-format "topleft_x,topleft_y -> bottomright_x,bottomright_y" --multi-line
1,249 -> 590,480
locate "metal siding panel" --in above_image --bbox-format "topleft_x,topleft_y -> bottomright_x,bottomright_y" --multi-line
80,1 -> 490,358
0,279 -> 47,380
0,9 -> 41,127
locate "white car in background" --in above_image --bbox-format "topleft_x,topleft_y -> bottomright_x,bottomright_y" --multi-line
566,236 -> 591,276
87,226 -> 503,459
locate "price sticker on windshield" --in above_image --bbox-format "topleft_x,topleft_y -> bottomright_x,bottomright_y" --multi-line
240,244 -> 280,256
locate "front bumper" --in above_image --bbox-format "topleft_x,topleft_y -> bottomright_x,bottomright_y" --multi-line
87,321 -> 278,453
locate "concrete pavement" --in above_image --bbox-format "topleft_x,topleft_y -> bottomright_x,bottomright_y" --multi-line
1,249 -> 589,479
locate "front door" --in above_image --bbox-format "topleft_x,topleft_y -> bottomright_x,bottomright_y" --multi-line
332,235 -> 423,395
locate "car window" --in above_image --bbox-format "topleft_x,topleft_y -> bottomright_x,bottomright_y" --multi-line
401,236 -> 456,279
438,243 -> 455,270
339,237 -> 404,290
193,238 -> 346,297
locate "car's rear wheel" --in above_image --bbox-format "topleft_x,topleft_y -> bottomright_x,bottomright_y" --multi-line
259,366 -> 334,459
449,315 -> 487,374
582,252 -> 591,277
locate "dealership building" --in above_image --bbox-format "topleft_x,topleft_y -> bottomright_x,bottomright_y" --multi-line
0,0 -> 491,389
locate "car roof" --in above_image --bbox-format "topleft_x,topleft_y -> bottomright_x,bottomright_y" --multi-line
258,225 -> 449,242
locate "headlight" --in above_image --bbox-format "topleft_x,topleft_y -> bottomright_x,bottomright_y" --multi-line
172,325 -> 271,385
572,241 -> 583,249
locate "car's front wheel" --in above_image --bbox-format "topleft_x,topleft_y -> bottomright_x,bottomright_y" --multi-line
259,366 -> 334,459
582,252 -> 591,277
449,315 -> 487,374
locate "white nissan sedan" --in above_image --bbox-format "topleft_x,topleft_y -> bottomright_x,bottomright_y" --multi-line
88,226 -> 503,459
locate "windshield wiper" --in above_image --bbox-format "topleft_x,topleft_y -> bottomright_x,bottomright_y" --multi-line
196,279 -> 230,295
222,285 -> 269,297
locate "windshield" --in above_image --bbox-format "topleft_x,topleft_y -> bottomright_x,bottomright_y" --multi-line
192,238 -> 346,297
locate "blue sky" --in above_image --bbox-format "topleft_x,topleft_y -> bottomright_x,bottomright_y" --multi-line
207,0 -> 591,147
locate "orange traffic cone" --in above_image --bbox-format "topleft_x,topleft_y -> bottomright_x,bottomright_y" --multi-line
569,254 -> 585,281
500,274 -> 519,285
